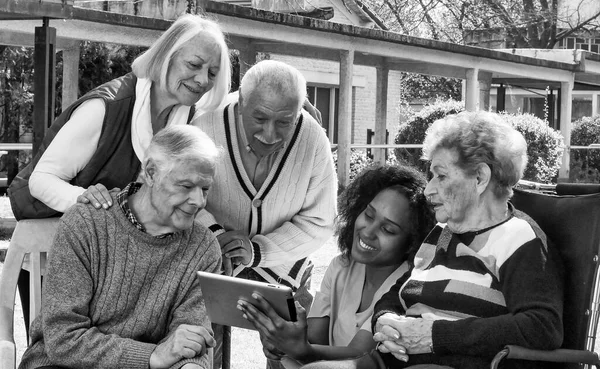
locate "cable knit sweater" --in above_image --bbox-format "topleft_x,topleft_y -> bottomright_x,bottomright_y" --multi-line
193,93 -> 337,289
18,198 -> 221,369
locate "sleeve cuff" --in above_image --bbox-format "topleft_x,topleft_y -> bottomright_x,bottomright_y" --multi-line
249,241 -> 261,267
208,224 -> 225,237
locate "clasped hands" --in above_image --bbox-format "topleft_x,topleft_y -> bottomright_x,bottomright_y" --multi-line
149,324 -> 215,369
373,313 -> 434,362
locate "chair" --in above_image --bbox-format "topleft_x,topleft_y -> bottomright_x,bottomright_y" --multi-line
491,184 -> 600,368
0,218 -> 60,369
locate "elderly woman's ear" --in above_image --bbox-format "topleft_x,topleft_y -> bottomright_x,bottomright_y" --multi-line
475,162 -> 492,195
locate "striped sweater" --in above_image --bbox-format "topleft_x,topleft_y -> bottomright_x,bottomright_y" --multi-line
18,198 -> 222,369
193,93 -> 337,289
373,207 -> 564,368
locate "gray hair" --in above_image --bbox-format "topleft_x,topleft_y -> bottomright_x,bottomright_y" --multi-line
422,111 -> 528,200
132,14 -> 231,112
143,125 -> 220,177
239,60 -> 307,111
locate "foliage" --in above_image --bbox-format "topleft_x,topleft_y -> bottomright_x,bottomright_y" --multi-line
570,115 -> 600,183
392,99 -> 564,183
0,42 -> 147,184
332,149 -> 373,184
362,0 -> 600,48
394,99 -> 464,173
0,46 -> 35,180
500,112 -> 564,183
399,73 -> 462,102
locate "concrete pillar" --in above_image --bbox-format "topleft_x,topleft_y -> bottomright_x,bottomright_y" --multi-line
337,50 -> 354,188
478,71 -> 493,111
465,68 -> 479,111
61,45 -> 80,111
558,79 -> 574,181
374,63 -> 388,164
33,18 -> 56,156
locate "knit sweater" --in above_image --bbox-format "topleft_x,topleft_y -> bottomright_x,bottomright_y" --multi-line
193,93 -> 337,289
18,197 -> 221,369
373,207 -> 564,369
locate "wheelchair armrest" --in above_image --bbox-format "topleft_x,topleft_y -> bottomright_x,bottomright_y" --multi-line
490,346 -> 600,369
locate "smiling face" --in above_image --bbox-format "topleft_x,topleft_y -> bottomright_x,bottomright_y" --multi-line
164,31 -> 221,106
239,89 -> 301,157
149,156 -> 215,233
351,188 -> 412,268
424,148 -> 479,230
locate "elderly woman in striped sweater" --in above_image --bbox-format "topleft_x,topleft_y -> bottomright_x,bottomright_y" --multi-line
370,111 -> 564,369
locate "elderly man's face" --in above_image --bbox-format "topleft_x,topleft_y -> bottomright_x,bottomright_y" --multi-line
149,156 -> 215,233
239,89 -> 301,157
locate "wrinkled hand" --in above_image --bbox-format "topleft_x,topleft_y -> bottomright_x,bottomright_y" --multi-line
302,99 -> 322,125
374,313 -> 433,358
237,293 -> 310,361
76,184 -> 120,209
217,231 -> 253,275
149,324 -> 215,369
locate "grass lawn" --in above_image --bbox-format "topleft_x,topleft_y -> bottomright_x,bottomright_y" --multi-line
0,196 -> 340,368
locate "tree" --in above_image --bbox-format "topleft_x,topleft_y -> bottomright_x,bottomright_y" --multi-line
362,0 -> 600,49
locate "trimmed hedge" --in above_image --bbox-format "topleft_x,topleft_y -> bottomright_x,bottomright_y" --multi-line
393,100 -> 564,183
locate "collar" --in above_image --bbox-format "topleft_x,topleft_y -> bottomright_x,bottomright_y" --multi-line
117,182 -> 173,239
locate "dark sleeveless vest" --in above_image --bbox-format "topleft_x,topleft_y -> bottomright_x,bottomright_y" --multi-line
8,73 -> 195,220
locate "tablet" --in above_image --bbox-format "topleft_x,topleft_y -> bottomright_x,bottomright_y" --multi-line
196,271 -> 297,330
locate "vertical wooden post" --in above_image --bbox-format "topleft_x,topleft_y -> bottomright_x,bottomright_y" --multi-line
33,18 -> 56,156
558,79 -> 574,181
465,68 -> 479,111
337,50 -> 354,188
374,62 -> 388,164
478,71 -> 493,111
61,45 -> 80,112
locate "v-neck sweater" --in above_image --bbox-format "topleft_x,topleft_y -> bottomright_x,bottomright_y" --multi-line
309,255 -> 410,346
193,93 -> 337,289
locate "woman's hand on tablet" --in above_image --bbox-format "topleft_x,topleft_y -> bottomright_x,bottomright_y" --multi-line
149,324 -> 215,368
238,294 -> 312,361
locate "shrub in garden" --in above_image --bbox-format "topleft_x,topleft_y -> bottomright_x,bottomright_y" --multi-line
392,99 -> 564,183
394,99 -> 464,173
500,113 -> 563,183
570,115 -> 600,183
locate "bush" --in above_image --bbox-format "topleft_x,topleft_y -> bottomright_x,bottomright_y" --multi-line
570,115 -> 600,183
393,99 -> 464,173
500,113 -> 563,183
392,99 -> 564,183
332,149 -> 372,184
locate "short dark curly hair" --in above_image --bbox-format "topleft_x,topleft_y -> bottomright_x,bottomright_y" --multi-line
336,164 -> 435,264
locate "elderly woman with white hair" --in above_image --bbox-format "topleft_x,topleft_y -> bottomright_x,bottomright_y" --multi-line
368,111 -> 565,369
11,13 -> 231,220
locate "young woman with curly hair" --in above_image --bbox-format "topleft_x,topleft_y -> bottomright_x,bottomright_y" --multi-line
237,164 -> 435,367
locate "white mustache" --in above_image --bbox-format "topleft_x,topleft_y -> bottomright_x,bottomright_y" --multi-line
254,134 -> 282,145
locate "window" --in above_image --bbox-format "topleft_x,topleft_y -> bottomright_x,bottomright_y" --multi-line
307,85 -> 339,144
572,96 -> 593,122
